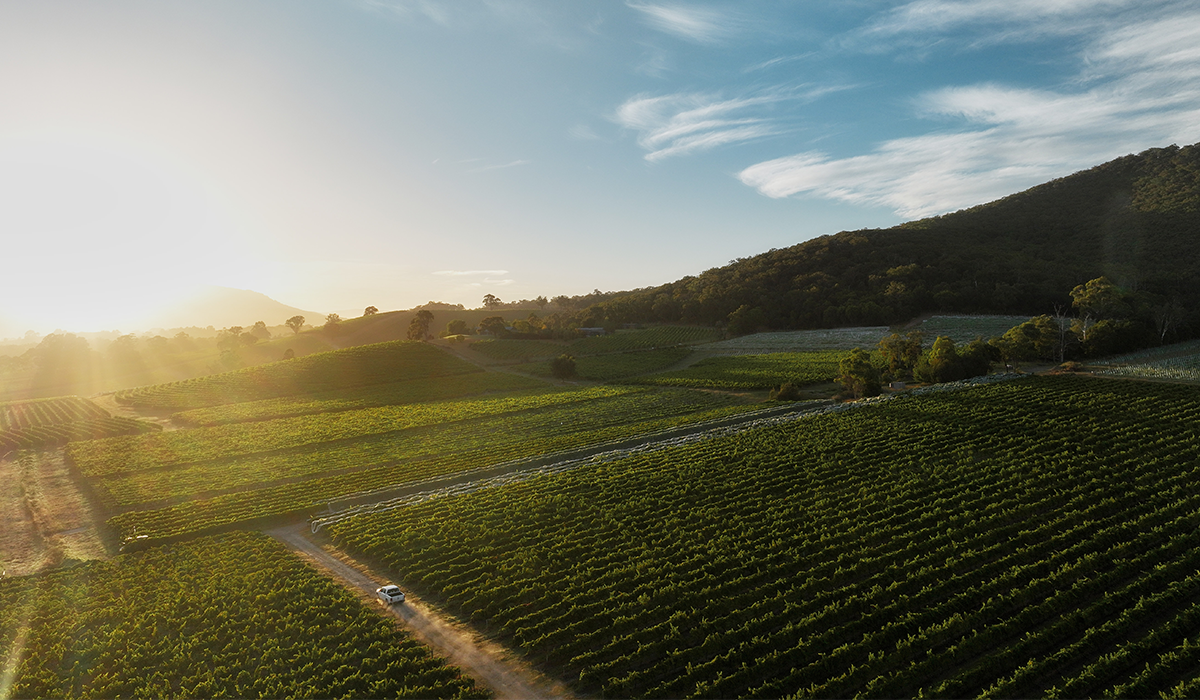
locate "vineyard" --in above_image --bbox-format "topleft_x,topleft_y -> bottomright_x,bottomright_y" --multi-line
1093,340 -> 1200,382
517,347 -> 693,382
468,339 -> 568,362
911,314 -> 1029,342
631,351 -> 842,390
114,341 -> 480,410
329,375 -> 1200,698
172,372 -> 543,426
0,396 -> 160,452
94,387 -> 757,544
566,325 -> 721,355
705,326 -> 889,354
0,531 -> 486,699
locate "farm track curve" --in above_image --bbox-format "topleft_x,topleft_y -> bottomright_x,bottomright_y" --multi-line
267,522 -> 573,700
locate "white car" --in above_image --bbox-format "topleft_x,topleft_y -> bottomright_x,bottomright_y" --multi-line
376,584 -> 405,604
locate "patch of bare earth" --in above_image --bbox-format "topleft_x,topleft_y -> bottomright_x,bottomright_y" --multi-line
0,449 -> 109,577
90,392 -> 180,431
267,522 -> 573,700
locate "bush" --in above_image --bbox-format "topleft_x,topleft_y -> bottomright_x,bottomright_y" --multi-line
769,382 -> 803,401
550,354 -> 577,380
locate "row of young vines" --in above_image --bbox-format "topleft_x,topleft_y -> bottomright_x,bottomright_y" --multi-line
0,531 -> 486,699
329,375 -> 1200,698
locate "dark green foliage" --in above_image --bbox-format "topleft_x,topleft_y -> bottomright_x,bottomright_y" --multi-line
408,309 -> 435,341
478,316 -> 507,337
768,382 -> 802,401
838,348 -> 881,398
877,331 -> 924,379
914,336 -> 993,383
549,354 -> 577,380
576,144 -> 1200,333
727,304 -> 768,336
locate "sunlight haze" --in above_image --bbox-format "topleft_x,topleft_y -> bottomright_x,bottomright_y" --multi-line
2,0 -> 1198,337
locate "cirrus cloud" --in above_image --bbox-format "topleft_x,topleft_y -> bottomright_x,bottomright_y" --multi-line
739,8 -> 1200,217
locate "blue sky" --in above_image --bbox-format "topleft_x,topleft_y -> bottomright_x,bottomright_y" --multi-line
1,0 -> 1198,335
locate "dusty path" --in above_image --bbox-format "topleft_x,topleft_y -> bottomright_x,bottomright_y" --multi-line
0,449 -> 109,576
267,523 -> 572,700
90,392 -> 180,431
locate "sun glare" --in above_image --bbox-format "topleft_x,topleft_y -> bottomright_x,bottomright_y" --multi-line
0,137 -> 261,335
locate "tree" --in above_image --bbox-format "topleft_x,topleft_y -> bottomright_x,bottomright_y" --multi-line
877,331 -> 923,378
550,354 -> 576,380
838,348 -> 881,399
217,327 -> 244,354
324,313 -> 342,336
482,294 -> 502,310
250,320 -> 271,341
444,319 -> 469,336
286,316 -> 306,335
916,335 -> 994,382
364,306 -> 378,316
1152,298 -> 1186,344
534,295 -> 548,311
727,304 -> 767,337
408,310 -> 434,341
479,316 -> 508,337
1070,276 -> 1129,342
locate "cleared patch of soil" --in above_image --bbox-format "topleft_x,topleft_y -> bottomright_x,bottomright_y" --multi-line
90,392 -> 180,431
0,449 -> 109,577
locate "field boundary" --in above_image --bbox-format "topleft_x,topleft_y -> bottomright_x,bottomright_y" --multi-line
312,372 -> 1025,532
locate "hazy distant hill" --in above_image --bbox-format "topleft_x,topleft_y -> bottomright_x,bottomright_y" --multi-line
143,286 -> 323,332
590,143 -> 1200,333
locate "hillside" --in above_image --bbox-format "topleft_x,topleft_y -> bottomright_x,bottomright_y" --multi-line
141,286 -> 323,332
588,143 -> 1200,332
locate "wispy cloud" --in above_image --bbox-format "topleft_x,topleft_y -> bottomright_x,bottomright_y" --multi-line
433,270 -> 510,276
468,159 -> 531,173
740,8 -> 1200,218
615,86 -> 851,162
569,124 -> 601,141
849,0 -> 1143,49
354,0 -> 455,25
627,2 -> 741,44
350,0 -> 583,50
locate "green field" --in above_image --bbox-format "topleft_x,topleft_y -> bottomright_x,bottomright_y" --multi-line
95,386 -> 756,544
566,326 -> 721,355
115,341 -> 479,410
516,347 -> 693,381
330,375 -> 1200,698
468,338 -> 567,362
172,372 -> 544,426
0,531 -> 486,699
630,350 -> 842,390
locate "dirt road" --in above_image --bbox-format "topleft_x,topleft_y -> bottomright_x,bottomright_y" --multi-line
267,523 -> 572,700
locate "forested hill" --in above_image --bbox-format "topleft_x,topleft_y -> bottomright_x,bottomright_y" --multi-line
590,143 -> 1200,332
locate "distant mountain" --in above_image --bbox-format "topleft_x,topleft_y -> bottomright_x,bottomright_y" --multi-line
142,286 -> 323,332
587,143 -> 1200,334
